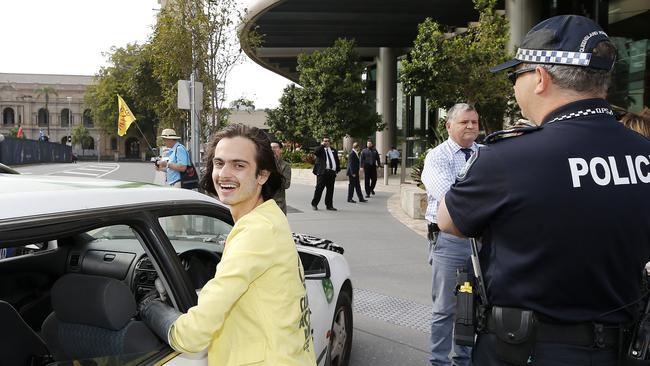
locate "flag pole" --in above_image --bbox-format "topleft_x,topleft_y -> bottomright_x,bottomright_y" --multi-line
133,122 -> 154,153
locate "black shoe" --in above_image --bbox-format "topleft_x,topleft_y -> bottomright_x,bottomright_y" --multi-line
311,205 -> 318,210
365,195 -> 370,198
347,199 -> 356,203
326,206 -> 337,211
371,190 -> 376,195
359,199 -> 368,203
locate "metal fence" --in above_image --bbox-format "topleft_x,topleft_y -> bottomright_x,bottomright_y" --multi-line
0,137 -> 72,165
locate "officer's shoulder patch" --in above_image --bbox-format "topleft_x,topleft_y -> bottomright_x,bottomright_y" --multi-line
484,126 -> 542,144
457,148 -> 479,181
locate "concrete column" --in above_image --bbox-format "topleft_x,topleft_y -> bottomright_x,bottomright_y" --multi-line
506,0 -> 542,52
375,47 -> 397,162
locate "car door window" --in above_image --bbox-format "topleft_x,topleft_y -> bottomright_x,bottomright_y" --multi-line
158,214 -> 232,250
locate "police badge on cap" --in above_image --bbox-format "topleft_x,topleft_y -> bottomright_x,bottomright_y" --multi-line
490,15 -> 614,72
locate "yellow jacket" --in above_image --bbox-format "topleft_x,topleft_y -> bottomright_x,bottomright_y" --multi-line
169,200 -> 317,366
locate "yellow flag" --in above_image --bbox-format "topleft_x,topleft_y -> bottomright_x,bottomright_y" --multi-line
117,95 -> 136,136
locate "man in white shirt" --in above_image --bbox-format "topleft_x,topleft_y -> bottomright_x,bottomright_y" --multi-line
421,103 -> 479,366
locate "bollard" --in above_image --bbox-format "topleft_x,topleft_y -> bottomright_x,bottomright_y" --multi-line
383,155 -> 389,185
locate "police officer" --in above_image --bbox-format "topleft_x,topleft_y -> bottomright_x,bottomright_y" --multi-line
437,15 -> 650,365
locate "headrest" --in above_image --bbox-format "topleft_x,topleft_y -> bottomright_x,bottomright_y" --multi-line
51,274 -> 136,330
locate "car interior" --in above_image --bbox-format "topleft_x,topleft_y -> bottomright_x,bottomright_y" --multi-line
0,209 -> 332,366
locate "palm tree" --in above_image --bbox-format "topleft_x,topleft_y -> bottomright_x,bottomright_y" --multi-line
34,86 -> 59,136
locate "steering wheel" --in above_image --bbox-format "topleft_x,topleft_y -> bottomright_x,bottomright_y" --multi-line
178,249 -> 221,289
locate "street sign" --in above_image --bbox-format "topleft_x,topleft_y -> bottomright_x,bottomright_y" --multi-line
177,80 -> 203,110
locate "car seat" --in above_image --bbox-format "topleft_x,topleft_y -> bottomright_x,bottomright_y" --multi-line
41,273 -> 161,361
0,300 -> 51,366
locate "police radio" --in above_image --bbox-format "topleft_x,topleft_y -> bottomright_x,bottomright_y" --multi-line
454,238 -> 489,347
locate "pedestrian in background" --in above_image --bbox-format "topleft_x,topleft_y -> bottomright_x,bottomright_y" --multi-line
310,135 -> 340,211
271,140 -> 292,214
360,140 -> 381,198
154,128 -> 188,188
386,146 -> 400,175
438,15 -> 650,365
421,102 -> 479,366
140,124 -> 317,366
346,142 -> 367,203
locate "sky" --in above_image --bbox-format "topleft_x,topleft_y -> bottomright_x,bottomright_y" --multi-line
0,0 -> 291,109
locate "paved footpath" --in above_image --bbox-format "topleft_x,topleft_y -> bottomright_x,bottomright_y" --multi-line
287,172 -> 433,365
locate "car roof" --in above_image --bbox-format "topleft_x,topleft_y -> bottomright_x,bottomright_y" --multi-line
0,174 -> 223,220
0,162 -> 19,174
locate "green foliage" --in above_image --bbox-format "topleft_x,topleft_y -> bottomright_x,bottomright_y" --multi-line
266,84 -> 312,145
295,38 -> 384,141
281,148 -> 305,164
302,153 -> 316,166
8,126 -> 25,138
71,125 -> 92,152
410,149 -> 430,189
401,0 -> 514,134
85,44 -> 159,147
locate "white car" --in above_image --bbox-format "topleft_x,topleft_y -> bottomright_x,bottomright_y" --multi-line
0,174 -> 353,366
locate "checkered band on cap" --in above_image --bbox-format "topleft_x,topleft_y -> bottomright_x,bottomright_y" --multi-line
516,48 -> 592,67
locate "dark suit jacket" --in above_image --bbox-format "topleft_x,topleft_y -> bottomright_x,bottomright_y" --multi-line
312,145 -> 340,175
346,150 -> 360,177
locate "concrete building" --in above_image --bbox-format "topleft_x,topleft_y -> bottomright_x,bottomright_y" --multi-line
0,73 -> 150,160
240,0 -> 650,164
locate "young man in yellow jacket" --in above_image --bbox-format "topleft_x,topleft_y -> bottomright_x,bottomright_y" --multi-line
141,124 -> 316,366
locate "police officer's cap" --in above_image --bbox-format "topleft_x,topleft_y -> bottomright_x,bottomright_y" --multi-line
491,15 -> 614,73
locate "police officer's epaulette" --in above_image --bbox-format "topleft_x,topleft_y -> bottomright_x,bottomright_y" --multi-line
483,126 -> 542,144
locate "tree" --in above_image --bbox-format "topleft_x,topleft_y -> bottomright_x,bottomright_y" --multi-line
266,84 -> 311,146
84,44 -> 160,150
400,0 -> 512,134
149,0 -> 248,140
296,38 -> 383,141
71,125 -> 92,155
34,86 -> 59,136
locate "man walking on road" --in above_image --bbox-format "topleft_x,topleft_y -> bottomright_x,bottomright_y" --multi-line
421,103 -> 479,366
360,140 -> 381,198
346,142 -> 367,203
311,136 -> 340,211
154,128 -> 189,188
386,146 -> 400,175
271,140 -> 291,214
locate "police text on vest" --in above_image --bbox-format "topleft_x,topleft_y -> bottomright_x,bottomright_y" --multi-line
568,155 -> 650,187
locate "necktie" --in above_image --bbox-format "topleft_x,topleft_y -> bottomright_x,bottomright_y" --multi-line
326,148 -> 334,170
460,148 -> 473,161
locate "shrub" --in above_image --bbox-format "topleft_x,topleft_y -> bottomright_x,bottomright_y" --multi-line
411,149 -> 430,190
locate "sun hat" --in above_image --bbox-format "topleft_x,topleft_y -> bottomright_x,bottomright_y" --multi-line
160,128 -> 181,140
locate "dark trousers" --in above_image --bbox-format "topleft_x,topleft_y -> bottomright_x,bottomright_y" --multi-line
472,333 -> 618,366
390,158 -> 399,174
363,164 -> 377,196
347,174 -> 364,201
312,170 -> 336,208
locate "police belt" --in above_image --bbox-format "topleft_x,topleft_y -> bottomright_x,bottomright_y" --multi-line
428,222 -> 440,235
486,312 -> 621,348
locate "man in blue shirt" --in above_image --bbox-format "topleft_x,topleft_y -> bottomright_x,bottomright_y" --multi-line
155,128 -> 189,187
421,103 -> 479,366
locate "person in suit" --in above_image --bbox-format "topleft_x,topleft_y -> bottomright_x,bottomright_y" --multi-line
360,140 -> 381,198
311,135 -> 340,211
346,142 -> 367,203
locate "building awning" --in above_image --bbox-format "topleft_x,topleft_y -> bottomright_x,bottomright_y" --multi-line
240,0 -> 480,82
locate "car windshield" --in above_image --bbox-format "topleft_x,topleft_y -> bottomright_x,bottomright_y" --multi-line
88,215 -> 232,248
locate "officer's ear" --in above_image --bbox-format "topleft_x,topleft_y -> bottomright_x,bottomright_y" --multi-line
534,66 -> 552,95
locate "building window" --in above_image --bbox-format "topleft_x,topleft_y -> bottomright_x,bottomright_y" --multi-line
83,109 -> 93,127
82,136 -> 95,150
61,108 -> 71,127
3,108 -> 15,125
38,108 -> 49,126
